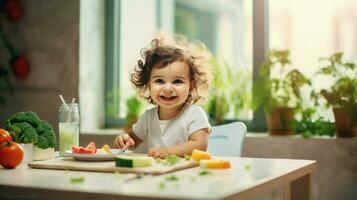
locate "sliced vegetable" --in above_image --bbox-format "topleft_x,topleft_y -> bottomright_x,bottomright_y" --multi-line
70,176 -> 85,183
101,144 -> 112,155
115,155 -> 154,168
199,170 -> 213,176
71,141 -> 97,154
191,149 -> 212,161
200,159 -> 231,169
85,141 -> 97,154
72,146 -> 93,154
165,154 -> 179,165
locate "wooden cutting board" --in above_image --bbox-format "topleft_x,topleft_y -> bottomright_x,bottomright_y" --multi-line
28,156 -> 199,175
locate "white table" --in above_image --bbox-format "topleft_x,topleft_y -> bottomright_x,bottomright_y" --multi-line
0,157 -> 316,200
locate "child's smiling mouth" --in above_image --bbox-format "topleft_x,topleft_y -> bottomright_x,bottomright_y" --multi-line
159,95 -> 177,102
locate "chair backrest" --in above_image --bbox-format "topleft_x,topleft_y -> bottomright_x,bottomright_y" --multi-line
208,122 -> 247,157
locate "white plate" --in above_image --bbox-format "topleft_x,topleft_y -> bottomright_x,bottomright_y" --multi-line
65,149 -> 132,161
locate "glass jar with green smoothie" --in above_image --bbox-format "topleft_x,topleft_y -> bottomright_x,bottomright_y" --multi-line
59,102 -> 79,156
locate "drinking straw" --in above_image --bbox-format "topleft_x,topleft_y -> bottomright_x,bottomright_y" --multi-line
59,95 -> 69,110
59,95 -> 71,122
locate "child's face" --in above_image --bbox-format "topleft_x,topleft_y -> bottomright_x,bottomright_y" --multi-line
149,61 -> 191,110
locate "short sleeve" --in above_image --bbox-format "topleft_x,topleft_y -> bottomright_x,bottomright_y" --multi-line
132,110 -> 148,140
187,106 -> 211,136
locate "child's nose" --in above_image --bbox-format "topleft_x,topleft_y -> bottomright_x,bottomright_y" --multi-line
163,83 -> 174,93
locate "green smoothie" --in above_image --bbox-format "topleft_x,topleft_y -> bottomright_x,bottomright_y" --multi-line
59,122 -> 79,156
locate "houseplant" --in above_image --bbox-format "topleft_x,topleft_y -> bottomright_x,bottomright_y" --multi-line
316,52 -> 357,137
253,49 -> 310,135
4,111 -> 56,161
204,57 -> 252,125
293,108 -> 335,138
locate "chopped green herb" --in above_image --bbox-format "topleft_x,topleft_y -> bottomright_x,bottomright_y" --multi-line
165,154 -> 180,166
165,175 -> 179,181
70,176 -> 85,183
184,154 -> 191,161
245,165 -> 251,170
159,182 -> 165,189
199,170 -> 212,176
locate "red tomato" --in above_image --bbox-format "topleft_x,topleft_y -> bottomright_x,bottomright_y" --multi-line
85,141 -> 97,154
0,129 -> 13,145
0,141 -> 24,169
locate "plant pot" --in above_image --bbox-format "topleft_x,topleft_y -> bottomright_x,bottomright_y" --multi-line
333,107 -> 357,137
266,107 -> 295,136
33,147 -> 54,161
19,144 -> 55,163
20,143 -> 34,163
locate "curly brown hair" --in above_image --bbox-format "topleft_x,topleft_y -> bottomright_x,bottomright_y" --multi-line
130,33 -> 212,105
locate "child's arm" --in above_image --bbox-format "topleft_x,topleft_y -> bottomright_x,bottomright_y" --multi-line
148,128 -> 209,158
113,130 -> 143,149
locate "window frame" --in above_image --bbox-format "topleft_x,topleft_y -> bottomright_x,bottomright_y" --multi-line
104,0 -> 269,131
105,0 -> 126,127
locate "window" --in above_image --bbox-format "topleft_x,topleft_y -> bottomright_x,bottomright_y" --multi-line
105,0 -> 254,128
103,0 -> 356,131
268,0 -> 357,120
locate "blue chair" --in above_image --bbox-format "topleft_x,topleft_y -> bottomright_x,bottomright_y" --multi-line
208,122 -> 247,157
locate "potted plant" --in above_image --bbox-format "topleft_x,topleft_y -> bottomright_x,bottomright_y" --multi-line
204,58 -> 231,125
253,49 -> 310,135
316,52 -> 357,137
4,111 -> 56,162
204,57 -> 252,125
293,108 -> 335,138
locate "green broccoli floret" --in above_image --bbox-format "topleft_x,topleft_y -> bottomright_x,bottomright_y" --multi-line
5,111 -> 56,149
6,111 -> 41,127
35,120 -> 56,149
7,122 -> 38,144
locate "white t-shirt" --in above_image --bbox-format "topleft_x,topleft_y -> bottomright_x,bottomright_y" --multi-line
132,104 -> 211,153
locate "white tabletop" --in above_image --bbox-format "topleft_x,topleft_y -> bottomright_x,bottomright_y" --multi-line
0,157 -> 316,200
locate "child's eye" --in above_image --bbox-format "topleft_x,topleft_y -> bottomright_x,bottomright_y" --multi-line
173,79 -> 184,84
154,79 -> 165,84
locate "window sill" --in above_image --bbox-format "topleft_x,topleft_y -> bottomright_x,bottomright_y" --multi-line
81,128 -> 125,135
245,133 -> 342,139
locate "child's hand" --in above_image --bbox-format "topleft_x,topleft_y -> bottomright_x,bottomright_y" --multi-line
113,133 -> 135,149
148,147 -> 169,159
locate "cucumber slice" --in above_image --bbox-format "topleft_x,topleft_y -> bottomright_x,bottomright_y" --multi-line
115,155 -> 154,168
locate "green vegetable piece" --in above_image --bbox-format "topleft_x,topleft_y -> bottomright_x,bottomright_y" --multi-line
184,154 -> 191,161
115,156 -> 154,168
5,111 -> 56,149
165,175 -> 179,181
165,154 -> 179,166
159,182 -> 165,189
6,111 -> 41,127
35,120 -> 56,149
70,176 -> 85,183
13,122 -> 38,143
199,170 -> 212,176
